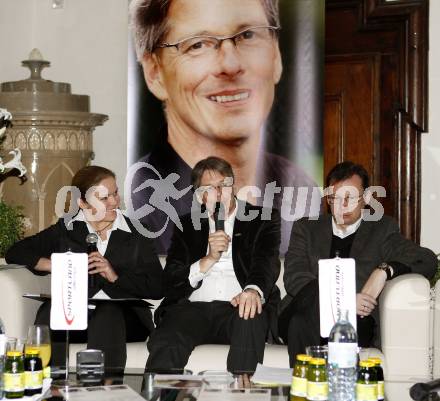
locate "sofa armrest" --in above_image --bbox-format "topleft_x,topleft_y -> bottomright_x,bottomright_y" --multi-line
379,273 -> 432,381
0,266 -> 51,339
432,279 -> 440,378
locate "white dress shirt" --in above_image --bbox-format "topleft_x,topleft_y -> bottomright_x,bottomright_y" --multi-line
188,202 -> 263,303
68,209 -> 131,300
68,209 -> 131,255
332,216 -> 362,239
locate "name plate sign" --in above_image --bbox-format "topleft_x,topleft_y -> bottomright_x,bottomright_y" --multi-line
319,257 -> 357,337
50,252 -> 88,330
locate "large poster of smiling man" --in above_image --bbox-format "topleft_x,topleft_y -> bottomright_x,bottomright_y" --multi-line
127,0 -> 324,254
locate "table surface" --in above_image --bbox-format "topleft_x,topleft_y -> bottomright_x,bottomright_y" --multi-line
47,374 -> 290,401
44,371 -> 440,401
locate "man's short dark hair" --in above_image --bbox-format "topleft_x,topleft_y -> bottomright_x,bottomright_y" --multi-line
191,156 -> 234,189
129,0 -> 280,60
325,161 -> 370,190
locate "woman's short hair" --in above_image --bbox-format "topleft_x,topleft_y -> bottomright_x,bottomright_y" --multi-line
129,0 -> 280,60
71,165 -> 116,202
191,156 -> 234,189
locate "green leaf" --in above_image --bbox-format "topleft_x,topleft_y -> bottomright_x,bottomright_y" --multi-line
0,201 -> 25,257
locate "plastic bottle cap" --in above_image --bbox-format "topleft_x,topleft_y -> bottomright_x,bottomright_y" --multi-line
367,357 -> 382,365
297,354 -> 312,362
309,358 -> 326,366
6,351 -> 22,357
359,360 -> 375,368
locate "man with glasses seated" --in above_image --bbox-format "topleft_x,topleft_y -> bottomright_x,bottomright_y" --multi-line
128,0 -> 319,255
145,156 -> 281,374
279,161 -> 437,366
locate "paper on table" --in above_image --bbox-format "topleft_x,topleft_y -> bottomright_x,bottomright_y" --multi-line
198,387 -> 271,401
250,363 -> 293,386
58,384 -> 145,401
31,378 -> 52,401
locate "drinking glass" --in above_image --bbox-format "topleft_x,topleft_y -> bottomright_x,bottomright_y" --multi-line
5,337 -> 17,353
200,370 -> 235,389
26,324 -> 51,368
15,338 -> 26,353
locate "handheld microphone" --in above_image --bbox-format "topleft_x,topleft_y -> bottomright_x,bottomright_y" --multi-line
86,233 -> 98,288
410,378 -> 440,401
213,202 -> 225,231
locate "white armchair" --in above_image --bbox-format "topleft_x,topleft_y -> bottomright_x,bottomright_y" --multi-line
0,261 -> 433,381
0,260 -> 289,372
379,273 -> 433,381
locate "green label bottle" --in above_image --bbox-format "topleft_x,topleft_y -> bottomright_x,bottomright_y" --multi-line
291,354 -> 312,401
24,348 -> 43,396
368,357 -> 384,400
307,357 -> 328,401
356,360 -> 378,401
4,351 -> 25,399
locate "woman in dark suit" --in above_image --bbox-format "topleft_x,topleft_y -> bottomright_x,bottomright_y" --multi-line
6,165 -> 163,371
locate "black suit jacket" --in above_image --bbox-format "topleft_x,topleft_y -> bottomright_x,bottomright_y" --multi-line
6,215 -> 164,331
159,201 -> 281,340
132,132 -> 319,256
280,214 -> 437,345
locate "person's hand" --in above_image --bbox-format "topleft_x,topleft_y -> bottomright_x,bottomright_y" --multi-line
362,268 -> 387,299
357,268 -> 387,317
356,292 -> 377,317
230,289 -> 262,320
199,231 -> 230,273
207,230 -> 230,261
236,373 -> 251,388
88,251 -> 118,283
35,257 -> 51,272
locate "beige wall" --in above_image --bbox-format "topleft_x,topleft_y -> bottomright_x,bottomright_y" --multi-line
0,0 -> 439,252
0,0 -> 128,193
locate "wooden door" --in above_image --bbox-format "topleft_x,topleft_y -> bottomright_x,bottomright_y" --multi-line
324,55 -> 380,183
324,0 -> 428,242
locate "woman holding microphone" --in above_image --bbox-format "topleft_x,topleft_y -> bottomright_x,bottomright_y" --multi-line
6,165 -> 163,372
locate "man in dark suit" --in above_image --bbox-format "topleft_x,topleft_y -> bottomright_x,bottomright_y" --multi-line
279,161 -> 437,366
145,156 -> 281,373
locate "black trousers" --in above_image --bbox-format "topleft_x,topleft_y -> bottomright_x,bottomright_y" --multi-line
35,300 -> 150,370
278,281 -> 376,367
146,301 -> 269,374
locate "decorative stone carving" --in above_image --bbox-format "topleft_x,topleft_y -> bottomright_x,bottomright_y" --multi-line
0,108 -> 26,177
0,49 -> 108,235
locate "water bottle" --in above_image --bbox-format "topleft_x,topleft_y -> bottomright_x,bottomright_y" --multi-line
0,316 -> 6,399
327,309 -> 358,401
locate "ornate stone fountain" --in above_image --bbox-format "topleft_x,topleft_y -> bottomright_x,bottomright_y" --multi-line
0,49 -> 108,235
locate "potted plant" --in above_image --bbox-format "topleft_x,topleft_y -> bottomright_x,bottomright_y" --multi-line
0,201 -> 25,261
0,108 -> 27,264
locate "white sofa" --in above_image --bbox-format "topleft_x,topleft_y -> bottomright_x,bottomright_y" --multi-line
0,260 -> 433,382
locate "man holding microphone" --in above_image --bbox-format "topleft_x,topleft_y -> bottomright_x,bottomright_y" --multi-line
145,156 -> 281,373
